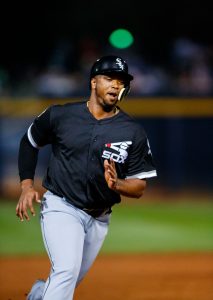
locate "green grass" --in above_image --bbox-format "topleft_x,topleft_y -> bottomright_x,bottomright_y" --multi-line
0,201 -> 45,255
0,200 -> 213,255
103,201 -> 213,253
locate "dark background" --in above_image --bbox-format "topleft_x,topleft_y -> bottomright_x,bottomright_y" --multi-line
1,1 -> 213,74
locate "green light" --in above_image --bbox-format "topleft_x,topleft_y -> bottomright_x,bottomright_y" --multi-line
109,29 -> 134,49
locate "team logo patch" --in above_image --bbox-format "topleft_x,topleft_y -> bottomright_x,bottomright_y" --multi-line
102,141 -> 132,163
116,58 -> 124,70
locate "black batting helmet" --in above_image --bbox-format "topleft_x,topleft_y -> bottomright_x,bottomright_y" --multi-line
90,55 -> 134,101
90,55 -> 134,82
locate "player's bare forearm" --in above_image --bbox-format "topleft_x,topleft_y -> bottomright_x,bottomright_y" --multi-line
21,179 -> 34,190
112,177 -> 146,198
104,159 -> 146,198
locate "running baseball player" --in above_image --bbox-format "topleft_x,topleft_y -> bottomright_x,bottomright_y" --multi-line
16,55 -> 157,300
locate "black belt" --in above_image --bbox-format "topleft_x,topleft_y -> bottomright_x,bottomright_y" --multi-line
48,189 -> 111,218
82,207 -> 112,218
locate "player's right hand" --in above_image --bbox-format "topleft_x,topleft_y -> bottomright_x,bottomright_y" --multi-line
16,185 -> 41,221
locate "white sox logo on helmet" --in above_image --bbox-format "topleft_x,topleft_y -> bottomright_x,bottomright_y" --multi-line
115,58 -> 125,70
102,141 -> 132,163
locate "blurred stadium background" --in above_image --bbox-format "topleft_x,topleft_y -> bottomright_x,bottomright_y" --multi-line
0,1 -> 213,256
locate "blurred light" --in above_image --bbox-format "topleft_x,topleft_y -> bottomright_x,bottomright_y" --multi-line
109,29 -> 134,49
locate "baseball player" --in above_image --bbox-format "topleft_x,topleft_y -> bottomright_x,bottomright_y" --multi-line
16,55 -> 157,300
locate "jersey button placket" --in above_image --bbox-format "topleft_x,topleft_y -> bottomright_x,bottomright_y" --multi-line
88,127 -> 98,182
91,137 -> 97,161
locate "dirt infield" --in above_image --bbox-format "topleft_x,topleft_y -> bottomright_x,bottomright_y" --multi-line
0,253 -> 213,300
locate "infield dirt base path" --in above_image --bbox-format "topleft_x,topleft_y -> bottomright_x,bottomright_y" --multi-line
0,253 -> 213,300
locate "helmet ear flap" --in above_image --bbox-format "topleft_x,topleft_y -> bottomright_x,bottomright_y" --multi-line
118,85 -> 130,101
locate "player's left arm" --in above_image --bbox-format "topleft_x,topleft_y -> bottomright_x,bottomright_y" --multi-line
104,126 -> 157,198
104,159 -> 146,198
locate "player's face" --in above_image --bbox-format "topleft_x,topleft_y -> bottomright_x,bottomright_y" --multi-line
92,74 -> 126,111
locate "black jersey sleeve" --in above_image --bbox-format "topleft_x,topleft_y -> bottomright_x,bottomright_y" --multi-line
18,106 -> 57,181
125,127 -> 157,179
28,106 -> 54,147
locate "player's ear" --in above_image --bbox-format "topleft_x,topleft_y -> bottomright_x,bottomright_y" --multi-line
91,78 -> 96,89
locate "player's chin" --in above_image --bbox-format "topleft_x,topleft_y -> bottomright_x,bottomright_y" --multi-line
105,94 -> 118,105
102,100 -> 117,112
